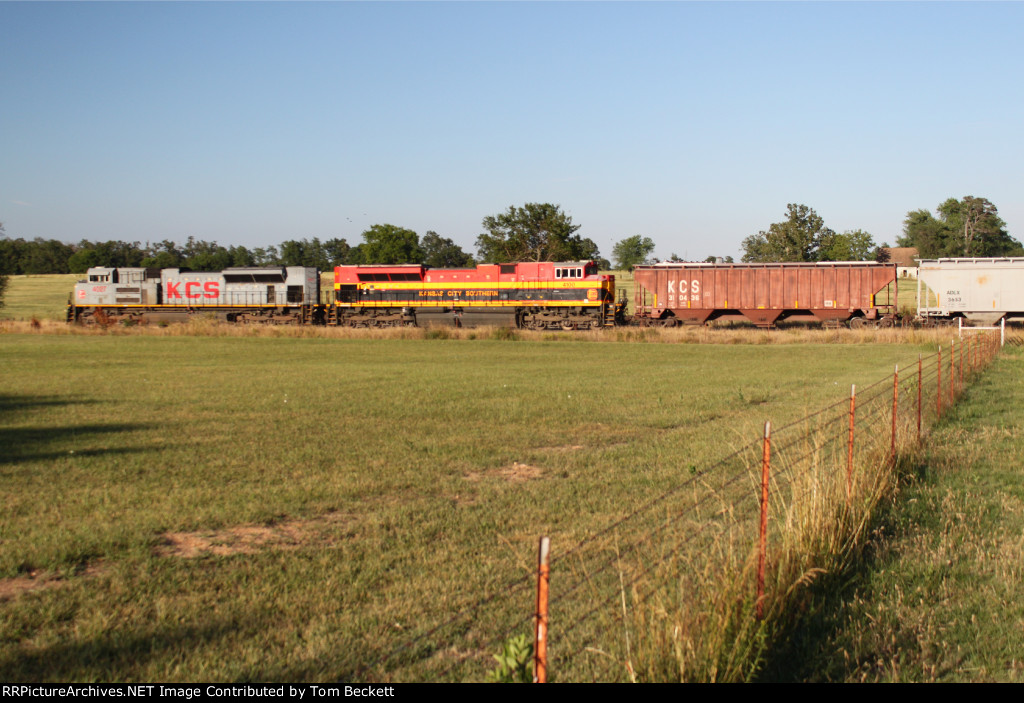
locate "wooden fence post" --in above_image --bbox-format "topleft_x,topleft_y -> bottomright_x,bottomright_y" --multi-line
534,536 -> 550,683
756,421 -> 771,620
937,346 -> 942,418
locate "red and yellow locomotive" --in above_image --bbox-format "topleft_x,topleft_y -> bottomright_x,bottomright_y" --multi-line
330,260 -> 618,329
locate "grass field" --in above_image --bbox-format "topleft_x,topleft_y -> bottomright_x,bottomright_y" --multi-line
0,274 -> 79,322
756,346 -> 1024,682
0,331 -> 954,682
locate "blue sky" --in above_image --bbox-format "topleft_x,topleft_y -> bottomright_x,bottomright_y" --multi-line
2,1 -> 1022,262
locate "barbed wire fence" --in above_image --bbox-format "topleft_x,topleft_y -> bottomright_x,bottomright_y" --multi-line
360,331 -> 1005,683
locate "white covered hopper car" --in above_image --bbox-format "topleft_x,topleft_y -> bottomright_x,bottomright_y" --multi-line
917,258 -> 1024,325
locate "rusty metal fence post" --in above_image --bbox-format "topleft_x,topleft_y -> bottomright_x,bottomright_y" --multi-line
891,365 -> 898,465
937,346 -> 942,418
949,341 -> 955,407
917,354 -> 922,444
756,421 -> 771,620
959,337 -> 963,390
847,385 -> 856,501
534,536 -> 550,683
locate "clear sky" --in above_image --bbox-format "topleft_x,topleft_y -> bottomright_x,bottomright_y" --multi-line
2,1 -> 1022,262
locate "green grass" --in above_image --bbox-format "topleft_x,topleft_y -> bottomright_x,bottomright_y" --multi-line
0,333 -> 941,682
0,274 -> 79,321
754,344 -> 1024,682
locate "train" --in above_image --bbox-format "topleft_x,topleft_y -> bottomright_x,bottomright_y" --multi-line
68,265 -> 323,325
330,260 -> 620,329
632,261 -> 899,329
69,258 -> 1017,330
916,258 -> 1024,326
67,260 -> 622,329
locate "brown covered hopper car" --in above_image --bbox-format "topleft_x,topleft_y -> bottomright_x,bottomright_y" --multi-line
632,262 -> 898,328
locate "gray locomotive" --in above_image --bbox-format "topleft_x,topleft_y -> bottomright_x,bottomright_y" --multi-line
68,266 -> 322,324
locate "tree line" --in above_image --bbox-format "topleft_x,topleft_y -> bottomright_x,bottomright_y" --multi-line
3,195 -> 1017,279
741,197 -> 1022,263
0,204 -> 616,276
0,229 -> 475,276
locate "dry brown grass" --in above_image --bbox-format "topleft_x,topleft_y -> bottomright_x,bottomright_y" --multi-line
0,317 -> 986,347
155,512 -> 351,559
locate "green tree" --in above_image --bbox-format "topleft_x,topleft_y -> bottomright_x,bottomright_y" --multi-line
421,231 -> 474,268
898,196 -> 1022,257
68,248 -> 103,273
323,238 -> 352,267
817,229 -> 876,261
742,204 -> 835,262
228,245 -> 255,267
612,235 -> 655,270
181,237 -> 232,271
899,209 -> 949,258
141,240 -> 184,269
20,238 -> 74,273
280,238 -> 330,269
476,203 -> 597,262
251,246 -> 281,266
356,224 -> 423,264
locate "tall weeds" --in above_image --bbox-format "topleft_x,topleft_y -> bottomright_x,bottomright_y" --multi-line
596,338 -> 997,681
4,318 -> 1000,348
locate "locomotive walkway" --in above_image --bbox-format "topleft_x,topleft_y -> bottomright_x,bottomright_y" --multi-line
759,344 -> 1024,682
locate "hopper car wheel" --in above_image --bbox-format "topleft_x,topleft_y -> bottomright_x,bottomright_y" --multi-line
877,317 -> 895,329
849,317 -> 867,330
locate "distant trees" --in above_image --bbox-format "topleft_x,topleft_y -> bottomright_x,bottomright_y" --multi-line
0,203 -> 612,273
742,204 -> 831,262
476,203 -> 602,263
612,235 -> 655,271
817,229 -> 876,262
421,231 -> 474,268
898,196 -> 1022,257
741,204 -> 877,263
347,224 -> 420,265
